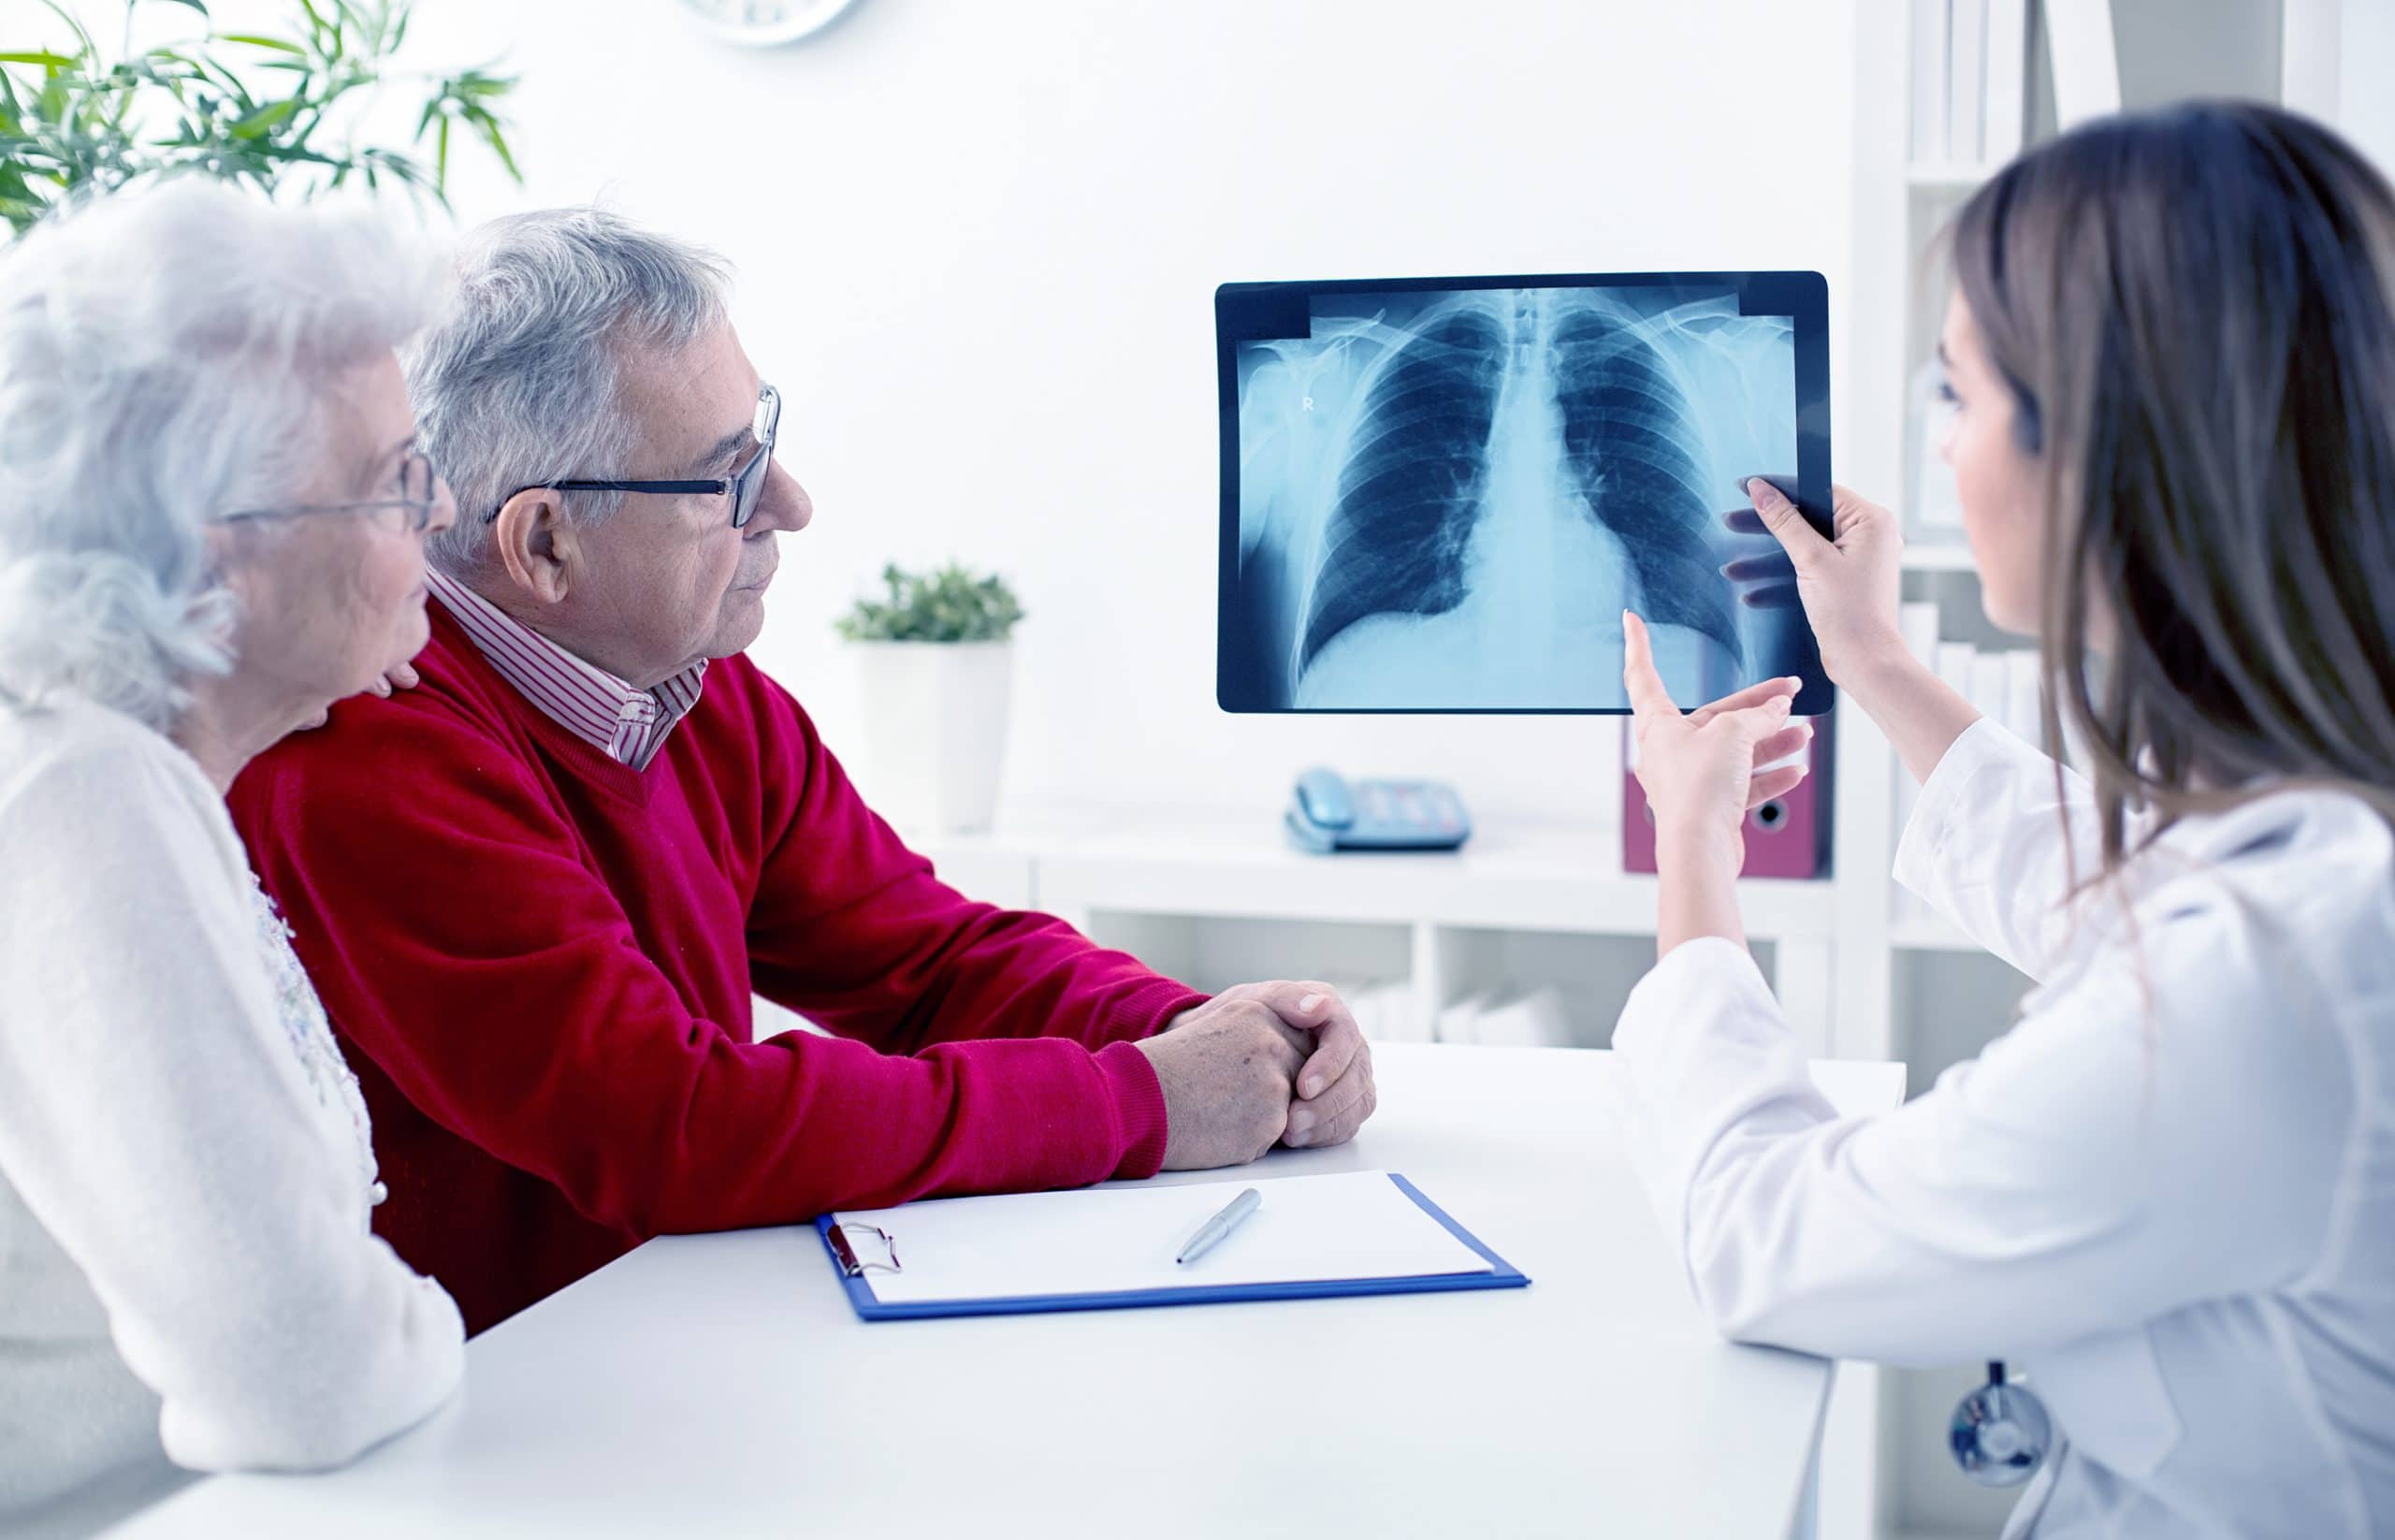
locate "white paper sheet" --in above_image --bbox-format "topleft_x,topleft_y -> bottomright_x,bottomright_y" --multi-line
832,1170 -> 1493,1306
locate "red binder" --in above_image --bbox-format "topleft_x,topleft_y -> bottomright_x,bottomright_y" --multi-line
1621,713 -> 1835,879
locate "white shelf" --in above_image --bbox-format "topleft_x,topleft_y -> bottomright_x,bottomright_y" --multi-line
922,807 -> 1837,942
1890,908 -> 1980,952
1904,160 -> 1996,187
1899,541 -> 1980,573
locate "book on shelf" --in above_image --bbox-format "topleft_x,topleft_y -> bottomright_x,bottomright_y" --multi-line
1982,0 -> 2028,162
1889,610 -> 1944,929
1924,638 -> 2053,752
1909,0 -> 1952,162
1908,0 -> 2035,173
1947,0 -> 1989,164
2003,647 -> 2043,747
1969,649 -> 2010,738
1893,601 -> 1943,839
1934,640 -> 1979,709
1910,359 -> 1967,533
1437,984 -> 1580,1050
1324,979 -> 1425,1044
2044,0 -> 2122,130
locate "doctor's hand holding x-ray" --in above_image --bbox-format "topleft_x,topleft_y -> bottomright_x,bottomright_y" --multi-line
1627,472 -> 1989,948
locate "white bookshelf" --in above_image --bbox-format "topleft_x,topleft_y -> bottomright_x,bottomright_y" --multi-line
919,807 -> 1839,1052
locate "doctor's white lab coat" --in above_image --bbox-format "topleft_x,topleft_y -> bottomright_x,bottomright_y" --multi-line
1614,719 -> 2395,1538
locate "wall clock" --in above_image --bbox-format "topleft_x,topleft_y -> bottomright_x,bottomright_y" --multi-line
675,0 -> 863,47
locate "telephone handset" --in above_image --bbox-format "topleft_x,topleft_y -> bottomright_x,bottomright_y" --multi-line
1285,768 -> 1472,853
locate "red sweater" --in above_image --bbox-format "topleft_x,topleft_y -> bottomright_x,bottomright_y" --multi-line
229,605 -> 1203,1332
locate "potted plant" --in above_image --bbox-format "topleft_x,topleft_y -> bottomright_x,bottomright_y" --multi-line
834,560 -> 1025,835
2,0 -> 522,236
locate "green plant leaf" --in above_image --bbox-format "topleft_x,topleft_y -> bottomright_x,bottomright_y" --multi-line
834,560 -> 1026,644
2,0 -> 521,230
473,113 -> 517,181
186,54 -> 256,109
226,96 -> 297,138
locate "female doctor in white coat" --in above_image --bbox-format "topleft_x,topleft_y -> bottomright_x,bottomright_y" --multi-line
1614,100 -> 2395,1538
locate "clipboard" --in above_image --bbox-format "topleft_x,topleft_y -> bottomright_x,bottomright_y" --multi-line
816,1171 -> 1529,1322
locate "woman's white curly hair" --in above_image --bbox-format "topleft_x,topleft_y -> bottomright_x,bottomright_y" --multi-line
0,179 -> 444,729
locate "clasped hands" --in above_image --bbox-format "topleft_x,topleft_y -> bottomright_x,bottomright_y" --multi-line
1136,982 -> 1377,1170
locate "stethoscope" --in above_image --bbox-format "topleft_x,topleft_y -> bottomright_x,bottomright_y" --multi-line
1951,1361 -> 2054,1487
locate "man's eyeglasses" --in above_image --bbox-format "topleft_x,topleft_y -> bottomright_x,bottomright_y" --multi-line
217,447 -> 444,534
488,383 -> 781,530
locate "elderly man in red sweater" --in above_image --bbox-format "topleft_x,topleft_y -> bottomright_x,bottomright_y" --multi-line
229,210 -> 1376,1333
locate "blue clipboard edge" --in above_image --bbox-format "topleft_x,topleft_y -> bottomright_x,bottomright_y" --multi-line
814,1171 -> 1530,1323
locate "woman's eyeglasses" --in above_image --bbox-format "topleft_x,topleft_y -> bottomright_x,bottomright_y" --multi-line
216,447 -> 444,534
486,383 -> 781,530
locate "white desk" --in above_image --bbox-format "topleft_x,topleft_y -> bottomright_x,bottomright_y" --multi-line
109,1044 -> 1903,1540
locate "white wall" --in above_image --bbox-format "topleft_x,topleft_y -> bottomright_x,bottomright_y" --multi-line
2337,0 -> 2395,174
405,0 -> 1858,824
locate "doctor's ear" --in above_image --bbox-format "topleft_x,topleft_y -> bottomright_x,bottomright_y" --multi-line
490,488 -> 581,605
2002,372 -> 2045,456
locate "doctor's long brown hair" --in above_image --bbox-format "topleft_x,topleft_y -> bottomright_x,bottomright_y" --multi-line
1948,100 -> 2395,876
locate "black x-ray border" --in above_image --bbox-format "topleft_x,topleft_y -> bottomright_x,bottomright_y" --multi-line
1213,269 -> 1833,717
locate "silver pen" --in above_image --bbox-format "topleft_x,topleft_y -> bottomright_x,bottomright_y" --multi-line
1176,1186 -> 1263,1265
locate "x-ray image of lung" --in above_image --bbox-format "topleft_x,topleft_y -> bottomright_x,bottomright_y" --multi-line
1222,284 -> 1804,711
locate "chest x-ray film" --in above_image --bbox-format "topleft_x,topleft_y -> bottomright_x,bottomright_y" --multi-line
1216,272 -> 1833,714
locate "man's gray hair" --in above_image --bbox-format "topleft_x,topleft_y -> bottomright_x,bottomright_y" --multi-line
0,179 -> 443,730
407,208 -> 730,572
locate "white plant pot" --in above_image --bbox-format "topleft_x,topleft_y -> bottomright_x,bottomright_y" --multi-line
847,640 -> 1014,835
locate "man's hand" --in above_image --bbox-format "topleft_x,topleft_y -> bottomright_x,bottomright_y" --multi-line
371,659 -> 422,698
1133,997 -> 1305,1169
1214,981 -> 1375,1149
1154,981 -> 1378,1155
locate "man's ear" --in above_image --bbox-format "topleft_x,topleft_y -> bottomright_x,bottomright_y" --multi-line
490,488 -> 580,605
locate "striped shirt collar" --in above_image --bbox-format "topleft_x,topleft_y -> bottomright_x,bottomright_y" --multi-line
426,568 -> 706,772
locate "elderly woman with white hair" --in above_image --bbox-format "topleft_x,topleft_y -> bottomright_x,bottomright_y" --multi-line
0,182 -> 466,1537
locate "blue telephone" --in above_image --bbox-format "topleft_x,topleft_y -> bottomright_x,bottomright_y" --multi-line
1285,768 -> 1473,853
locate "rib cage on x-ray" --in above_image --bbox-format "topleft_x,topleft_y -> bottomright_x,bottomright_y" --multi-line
1549,306 -> 1740,658
1233,284 -> 1798,710
1299,307 -> 1505,675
